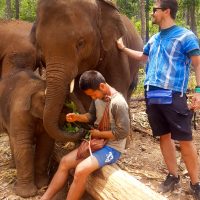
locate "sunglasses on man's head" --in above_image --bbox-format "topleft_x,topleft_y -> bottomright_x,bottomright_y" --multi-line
153,7 -> 165,14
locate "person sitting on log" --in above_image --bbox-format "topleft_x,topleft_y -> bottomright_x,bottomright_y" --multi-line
41,70 -> 130,200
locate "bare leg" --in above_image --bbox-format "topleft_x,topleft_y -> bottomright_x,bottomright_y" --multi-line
160,133 -> 178,176
41,149 -> 81,200
66,155 -> 99,200
179,140 -> 199,184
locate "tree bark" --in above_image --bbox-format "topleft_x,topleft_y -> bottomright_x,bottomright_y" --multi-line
15,0 -> 19,19
140,0 -> 146,42
86,164 -> 166,200
145,0 -> 150,42
6,0 -> 12,19
190,0 -> 197,35
186,5 -> 190,26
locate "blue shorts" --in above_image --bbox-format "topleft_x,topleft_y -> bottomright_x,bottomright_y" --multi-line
92,145 -> 121,167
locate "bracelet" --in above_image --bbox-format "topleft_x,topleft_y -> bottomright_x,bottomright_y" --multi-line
195,86 -> 200,93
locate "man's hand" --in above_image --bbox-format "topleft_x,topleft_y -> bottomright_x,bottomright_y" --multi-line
66,113 -> 79,122
116,37 -> 125,50
190,93 -> 200,110
66,113 -> 90,123
90,129 -> 115,140
116,37 -> 147,62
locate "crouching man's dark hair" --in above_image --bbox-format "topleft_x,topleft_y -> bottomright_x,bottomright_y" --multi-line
79,70 -> 106,91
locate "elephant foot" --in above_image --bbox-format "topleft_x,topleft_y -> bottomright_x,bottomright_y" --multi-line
14,181 -> 37,198
35,174 -> 49,189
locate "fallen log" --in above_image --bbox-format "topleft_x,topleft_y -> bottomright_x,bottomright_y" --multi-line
86,164 -> 166,200
53,143 -> 166,200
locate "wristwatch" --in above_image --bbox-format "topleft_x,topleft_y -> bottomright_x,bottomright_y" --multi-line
195,86 -> 200,93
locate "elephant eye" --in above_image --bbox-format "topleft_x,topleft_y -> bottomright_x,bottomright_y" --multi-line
76,39 -> 85,50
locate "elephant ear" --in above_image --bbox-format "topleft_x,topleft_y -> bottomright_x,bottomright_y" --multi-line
97,0 -> 127,51
99,0 -> 119,10
30,20 -> 46,73
29,90 -> 45,119
30,21 -> 37,46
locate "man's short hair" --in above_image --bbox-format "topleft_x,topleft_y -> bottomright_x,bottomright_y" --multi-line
158,0 -> 178,19
79,70 -> 106,91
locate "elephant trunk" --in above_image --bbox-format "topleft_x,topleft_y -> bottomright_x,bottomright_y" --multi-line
43,63 -> 85,142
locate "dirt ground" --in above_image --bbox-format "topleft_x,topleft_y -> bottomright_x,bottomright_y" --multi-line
0,98 -> 200,200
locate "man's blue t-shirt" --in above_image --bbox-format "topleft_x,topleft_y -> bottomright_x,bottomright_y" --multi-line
143,25 -> 200,93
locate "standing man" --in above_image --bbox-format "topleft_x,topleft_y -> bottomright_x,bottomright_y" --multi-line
117,0 -> 200,199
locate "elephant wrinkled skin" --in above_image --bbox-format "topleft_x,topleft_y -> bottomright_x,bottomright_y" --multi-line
31,0 -> 143,142
0,70 -> 54,197
0,20 -> 43,78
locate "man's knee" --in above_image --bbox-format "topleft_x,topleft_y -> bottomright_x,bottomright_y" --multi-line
160,133 -> 171,141
74,164 -> 88,180
59,155 -> 71,170
179,140 -> 196,154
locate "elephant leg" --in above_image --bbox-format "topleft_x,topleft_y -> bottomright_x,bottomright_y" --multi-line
12,128 -> 37,198
34,131 -> 54,189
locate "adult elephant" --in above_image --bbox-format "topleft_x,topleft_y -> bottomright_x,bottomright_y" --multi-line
31,0 -> 143,141
0,20 -> 43,78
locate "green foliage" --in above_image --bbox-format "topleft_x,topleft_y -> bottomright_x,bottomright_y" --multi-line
188,70 -> 196,91
63,101 -> 90,139
65,101 -> 78,113
117,0 -> 200,38
0,0 -> 199,36
19,0 -> 37,21
63,121 -> 90,139
0,0 -> 37,21
63,101 -> 79,132
132,68 -> 145,97
63,122 -> 79,133
0,0 -> 6,18
117,0 -> 138,19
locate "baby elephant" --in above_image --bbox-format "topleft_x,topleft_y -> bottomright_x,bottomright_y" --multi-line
0,70 -> 54,197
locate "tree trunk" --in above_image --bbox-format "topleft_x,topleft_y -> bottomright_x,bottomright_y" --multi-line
15,0 -> 19,19
190,0 -> 197,35
186,5 -> 190,27
140,0 -> 146,42
145,0 -> 150,42
6,0 -> 12,19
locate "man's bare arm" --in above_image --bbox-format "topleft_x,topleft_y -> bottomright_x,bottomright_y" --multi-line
190,55 -> 200,110
116,37 -> 148,62
66,113 -> 90,123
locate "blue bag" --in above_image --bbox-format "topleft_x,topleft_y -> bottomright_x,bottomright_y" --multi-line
146,89 -> 172,105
